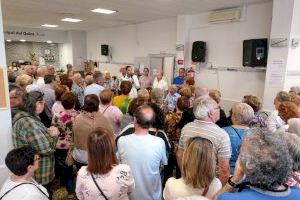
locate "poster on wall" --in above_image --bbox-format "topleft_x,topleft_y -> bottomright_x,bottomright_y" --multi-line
268,59 -> 285,88
0,68 -> 9,110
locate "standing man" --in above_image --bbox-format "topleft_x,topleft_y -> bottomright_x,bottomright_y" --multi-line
173,67 -> 186,85
119,66 -> 140,99
176,96 -> 231,185
139,67 -> 153,89
84,72 -> 105,98
117,105 -> 167,200
153,69 -> 168,95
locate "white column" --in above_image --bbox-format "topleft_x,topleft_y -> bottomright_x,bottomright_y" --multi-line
263,0 -> 300,110
0,3 -> 13,186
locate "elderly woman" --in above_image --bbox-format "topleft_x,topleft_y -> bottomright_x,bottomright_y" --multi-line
223,103 -> 254,174
164,137 -> 222,199
277,101 -> 300,124
73,94 -> 113,169
137,88 -> 150,105
266,91 -> 291,132
12,91 -> 59,195
164,85 -> 181,112
283,132 -> 300,188
217,128 -> 300,200
242,94 -> 267,127
15,74 -> 33,91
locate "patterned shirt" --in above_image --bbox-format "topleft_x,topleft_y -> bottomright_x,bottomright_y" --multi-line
12,111 -> 58,185
287,171 -> 300,188
72,83 -> 85,107
164,112 -> 182,154
52,109 -> 80,149
164,92 -> 181,112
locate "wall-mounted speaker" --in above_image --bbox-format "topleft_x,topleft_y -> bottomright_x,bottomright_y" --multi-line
192,41 -> 206,62
243,39 -> 268,67
101,44 -> 109,56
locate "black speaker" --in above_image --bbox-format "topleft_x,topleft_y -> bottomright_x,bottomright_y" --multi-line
243,39 -> 268,67
101,44 -> 109,56
192,41 -> 206,62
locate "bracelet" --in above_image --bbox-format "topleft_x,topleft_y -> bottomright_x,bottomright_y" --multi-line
227,176 -> 238,188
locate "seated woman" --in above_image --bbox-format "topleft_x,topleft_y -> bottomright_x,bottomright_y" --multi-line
0,147 -> 49,200
113,81 -> 132,114
223,103 -> 254,174
76,127 -> 135,200
283,132 -> 300,188
99,89 -> 123,138
163,137 -> 222,199
217,128 -> 300,200
243,94 -> 268,127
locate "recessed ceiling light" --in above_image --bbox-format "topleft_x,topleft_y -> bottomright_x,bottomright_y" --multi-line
91,8 -> 116,14
61,18 -> 82,23
6,40 -> 12,42
20,39 -> 26,42
42,24 -> 58,28
46,40 -> 53,44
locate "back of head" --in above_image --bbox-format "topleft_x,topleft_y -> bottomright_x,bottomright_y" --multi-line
194,87 -> 209,99
87,127 -> 117,175
8,71 -> 18,83
61,92 -> 76,110
36,66 -> 47,77
55,85 -> 68,101
147,102 -> 164,130
184,77 -> 195,86
277,101 -> 300,122
193,96 -> 215,120
180,86 -> 192,98
209,89 -> 221,104
134,105 -> 155,129
82,94 -> 100,112
275,91 -> 291,103
93,72 -> 103,84
137,88 -> 150,105
288,118 -> 300,137
5,146 -> 36,176
100,89 -> 113,105
85,75 -> 94,86
151,88 -> 164,105
231,103 -> 254,126
120,81 -> 132,95
127,98 -> 139,116
282,132 -> 300,171
177,96 -> 190,111
182,137 -> 216,189
290,86 -> 300,95
44,74 -> 56,84
21,91 -> 44,116
15,74 -> 33,88
243,94 -> 262,112
240,128 -> 292,190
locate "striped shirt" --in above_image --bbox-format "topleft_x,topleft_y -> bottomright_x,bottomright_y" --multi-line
179,120 -> 231,159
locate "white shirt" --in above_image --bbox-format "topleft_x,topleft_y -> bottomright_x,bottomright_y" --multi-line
0,177 -> 49,200
36,77 -> 45,87
153,77 -> 168,91
120,75 -> 140,99
266,110 -> 285,133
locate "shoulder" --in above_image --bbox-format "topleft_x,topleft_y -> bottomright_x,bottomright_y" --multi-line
77,166 -> 88,177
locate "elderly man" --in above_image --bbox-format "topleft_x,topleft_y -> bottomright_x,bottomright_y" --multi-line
84,72 -> 105,97
118,66 -> 140,99
153,69 -> 168,94
177,96 -> 231,185
139,67 -> 153,89
103,71 -> 113,89
72,73 -> 85,108
117,105 -> 167,200
173,67 -> 186,85
36,66 -> 48,87
24,65 -> 35,77
47,65 -> 55,75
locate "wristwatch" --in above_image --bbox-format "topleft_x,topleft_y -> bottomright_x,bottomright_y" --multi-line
227,176 -> 239,188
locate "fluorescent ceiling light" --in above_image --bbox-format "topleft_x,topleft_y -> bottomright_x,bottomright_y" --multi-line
91,8 -> 116,14
61,18 -> 82,23
20,39 -> 26,42
46,40 -> 53,43
6,40 -> 12,42
42,24 -> 58,28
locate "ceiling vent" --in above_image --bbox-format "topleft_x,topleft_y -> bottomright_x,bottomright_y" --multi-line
209,8 -> 241,23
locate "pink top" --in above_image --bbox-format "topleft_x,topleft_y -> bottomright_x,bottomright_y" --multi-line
99,104 -> 123,137
51,101 -> 65,116
287,171 -> 300,188
76,165 -> 135,200
139,75 -> 153,89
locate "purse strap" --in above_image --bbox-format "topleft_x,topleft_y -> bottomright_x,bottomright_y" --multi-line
91,174 -> 108,200
0,182 -> 49,200
202,186 -> 209,196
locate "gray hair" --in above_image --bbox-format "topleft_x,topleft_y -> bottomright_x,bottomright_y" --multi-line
151,88 -> 164,105
193,96 -> 215,120
275,91 -> 291,102
240,128 -> 292,190
290,86 -> 300,95
93,72 -> 103,83
288,118 -> 300,137
231,103 -> 254,126
194,87 -> 209,99
283,132 -> 300,171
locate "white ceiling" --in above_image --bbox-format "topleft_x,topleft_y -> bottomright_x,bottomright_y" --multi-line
2,0 -> 271,31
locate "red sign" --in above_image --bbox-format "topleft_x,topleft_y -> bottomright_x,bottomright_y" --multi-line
177,60 -> 184,65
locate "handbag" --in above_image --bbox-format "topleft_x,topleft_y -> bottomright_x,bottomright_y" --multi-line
91,174 -> 108,200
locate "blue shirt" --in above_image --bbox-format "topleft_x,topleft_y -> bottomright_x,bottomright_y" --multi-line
218,188 -> 300,200
172,76 -> 184,85
223,126 -> 248,174
84,83 -> 105,97
164,92 -> 181,111
117,134 -> 168,200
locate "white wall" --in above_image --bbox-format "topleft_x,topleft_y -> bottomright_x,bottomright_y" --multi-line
87,18 -> 177,74
0,4 -> 13,187
182,2 -> 273,111
70,31 -> 87,71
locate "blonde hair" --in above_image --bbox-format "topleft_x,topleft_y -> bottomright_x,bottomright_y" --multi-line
16,74 -> 33,89
182,137 -> 216,189
137,88 -> 150,104
209,89 -> 221,104
180,86 -> 192,98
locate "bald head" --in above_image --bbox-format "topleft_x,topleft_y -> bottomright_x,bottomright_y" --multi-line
134,105 -> 155,129
156,69 -> 163,80
194,86 -> 209,99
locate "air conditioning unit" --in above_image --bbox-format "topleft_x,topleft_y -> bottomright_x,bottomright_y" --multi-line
209,8 -> 241,23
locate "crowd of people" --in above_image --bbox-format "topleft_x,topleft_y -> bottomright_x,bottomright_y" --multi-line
1,63 -> 300,200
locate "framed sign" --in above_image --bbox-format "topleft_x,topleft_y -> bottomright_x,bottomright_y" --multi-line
0,68 -> 9,109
